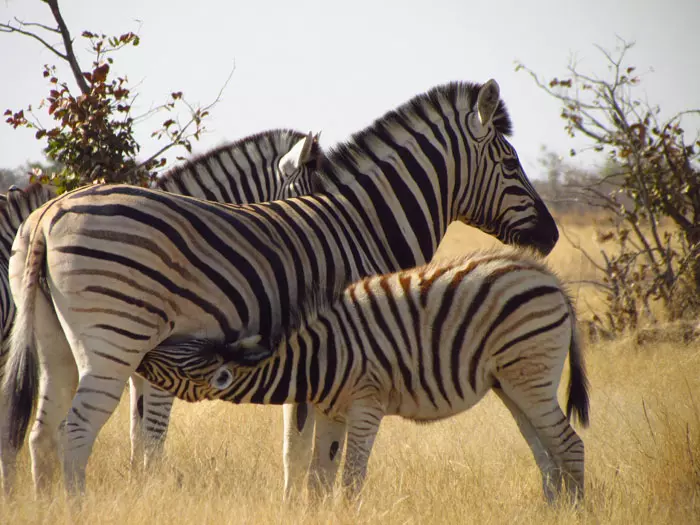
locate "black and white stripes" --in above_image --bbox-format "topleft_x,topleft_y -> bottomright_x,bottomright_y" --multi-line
3,79 -> 560,495
140,249 -> 589,503
153,128 -> 323,202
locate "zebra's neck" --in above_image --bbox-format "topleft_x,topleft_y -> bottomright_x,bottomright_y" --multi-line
317,92 -> 478,270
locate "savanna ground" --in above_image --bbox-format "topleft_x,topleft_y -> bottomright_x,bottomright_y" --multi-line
2,216 -> 700,524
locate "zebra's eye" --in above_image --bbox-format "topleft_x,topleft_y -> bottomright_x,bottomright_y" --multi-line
210,366 -> 234,390
502,158 -> 521,172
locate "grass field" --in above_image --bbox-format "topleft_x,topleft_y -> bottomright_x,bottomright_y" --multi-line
2,219 -> 700,524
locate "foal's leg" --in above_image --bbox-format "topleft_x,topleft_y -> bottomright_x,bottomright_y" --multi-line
307,412 -> 345,498
282,403 -> 315,501
342,404 -> 383,500
494,386 -> 584,503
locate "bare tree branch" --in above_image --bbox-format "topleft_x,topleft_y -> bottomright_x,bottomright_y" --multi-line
45,0 -> 89,95
0,21 -> 68,60
13,17 -> 60,34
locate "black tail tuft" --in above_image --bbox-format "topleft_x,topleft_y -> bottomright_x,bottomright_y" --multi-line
5,341 -> 38,449
566,327 -> 590,428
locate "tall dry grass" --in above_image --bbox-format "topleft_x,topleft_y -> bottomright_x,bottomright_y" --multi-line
2,219 -> 699,524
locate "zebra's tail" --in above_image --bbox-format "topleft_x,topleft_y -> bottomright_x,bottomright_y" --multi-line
3,222 -> 45,450
565,319 -> 590,428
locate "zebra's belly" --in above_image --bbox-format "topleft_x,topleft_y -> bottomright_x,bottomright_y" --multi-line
391,390 -> 487,422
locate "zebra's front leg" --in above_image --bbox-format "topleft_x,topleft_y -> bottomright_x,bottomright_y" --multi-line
307,412 -> 346,499
282,402 -> 315,501
341,403 -> 383,500
129,375 -> 174,473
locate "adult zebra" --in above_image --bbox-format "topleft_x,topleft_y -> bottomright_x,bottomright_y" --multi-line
0,129 -> 322,493
0,183 -> 56,491
4,79 -> 559,495
138,248 -> 589,504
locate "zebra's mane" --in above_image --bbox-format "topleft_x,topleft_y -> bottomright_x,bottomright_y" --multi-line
153,128 -> 318,189
318,81 -> 512,184
6,181 -> 55,203
1,182 -> 56,223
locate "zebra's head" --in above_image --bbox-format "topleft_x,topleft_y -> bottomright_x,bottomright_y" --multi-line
458,80 -> 559,256
138,335 -> 274,402
207,335 -> 274,391
277,131 -> 325,198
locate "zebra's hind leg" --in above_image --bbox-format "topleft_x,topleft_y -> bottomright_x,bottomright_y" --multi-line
282,402 -> 315,501
0,352 -> 15,494
493,387 -> 584,503
29,299 -> 78,495
61,364 -> 133,495
129,376 -> 174,474
307,412 -> 345,499
341,403 -> 383,500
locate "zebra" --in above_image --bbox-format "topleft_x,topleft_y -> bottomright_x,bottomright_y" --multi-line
0,183 -> 56,491
3,79 -> 560,495
137,248 -> 590,503
0,129 -> 322,493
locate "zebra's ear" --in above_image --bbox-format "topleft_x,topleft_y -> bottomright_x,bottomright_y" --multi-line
279,131 -> 316,176
225,334 -> 273,366
476,79 -> 501,127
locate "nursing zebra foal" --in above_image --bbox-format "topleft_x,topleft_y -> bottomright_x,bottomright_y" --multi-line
0,183 -> 56,491
4,79 -> 559,495
140,249 -> 589,503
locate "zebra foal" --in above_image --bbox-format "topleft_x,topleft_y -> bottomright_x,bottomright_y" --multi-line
140,249 -> 589,503
4,79 -> 559,495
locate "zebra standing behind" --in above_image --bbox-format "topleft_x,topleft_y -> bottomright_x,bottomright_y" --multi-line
4,79 -> 560,495
0,183 -> 56,491
139,248 -> 589,504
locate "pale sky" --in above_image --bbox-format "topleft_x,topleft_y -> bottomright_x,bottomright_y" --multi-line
1,0 -> 698,179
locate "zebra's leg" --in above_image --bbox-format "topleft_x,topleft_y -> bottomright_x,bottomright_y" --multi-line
141,380 -> 174,469
61,364 -> 132,494
307,412 -> 346,498
341,404 -> 383,500
129,376 -> 145,474
282,402 -> 315,501
493,386 -> 584,503
0,351 -> 13,494
28,298 -> 78,495
129,376 -> 174,473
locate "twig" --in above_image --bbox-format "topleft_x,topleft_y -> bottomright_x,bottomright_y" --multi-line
133,64 -> 236,175
45,0 -> 90,95
0,21 -> 68,60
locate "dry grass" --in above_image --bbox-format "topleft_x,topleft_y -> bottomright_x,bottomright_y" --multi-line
2,219 -> 700,524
